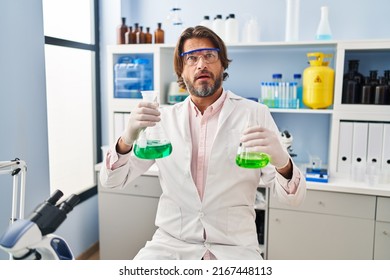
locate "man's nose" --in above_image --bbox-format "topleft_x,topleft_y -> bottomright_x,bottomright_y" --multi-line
196,56 -> 207,69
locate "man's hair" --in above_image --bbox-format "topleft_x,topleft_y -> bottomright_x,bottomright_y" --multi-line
173,25 -> 232,89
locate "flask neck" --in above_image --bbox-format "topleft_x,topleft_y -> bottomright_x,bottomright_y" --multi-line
321,7 -> 329,19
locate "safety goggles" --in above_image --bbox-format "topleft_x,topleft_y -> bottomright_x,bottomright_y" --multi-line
180,48 -> 220,66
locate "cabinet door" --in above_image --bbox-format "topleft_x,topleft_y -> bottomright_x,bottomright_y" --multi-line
98,192 -> 159,259
374,222 -> 390,260
268,209 -> 374,260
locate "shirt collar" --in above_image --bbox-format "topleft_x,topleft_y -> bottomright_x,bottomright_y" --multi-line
189,89 -> 227,117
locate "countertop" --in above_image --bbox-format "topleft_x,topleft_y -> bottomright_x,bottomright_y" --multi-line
307,178 -> 390,197
95,162 -> 390,197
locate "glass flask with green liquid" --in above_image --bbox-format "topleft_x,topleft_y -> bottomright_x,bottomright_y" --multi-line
133,91 -> 172,159
235,110 -> 270,169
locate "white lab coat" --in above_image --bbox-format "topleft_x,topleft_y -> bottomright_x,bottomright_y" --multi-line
100,90 -> 306,260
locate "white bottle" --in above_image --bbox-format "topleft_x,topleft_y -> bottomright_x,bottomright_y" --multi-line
212,14 -> 225,40
225,13 -> 239,44
315,6 -> 332,40
199,15 -> 212,29
243,17 -> 260,43
285,0 -> 300,41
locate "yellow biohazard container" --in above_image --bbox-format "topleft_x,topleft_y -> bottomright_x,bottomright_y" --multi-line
303,52 -> 335,109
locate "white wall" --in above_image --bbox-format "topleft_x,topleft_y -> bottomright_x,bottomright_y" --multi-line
0,0 -> 50,260
0,0 -> 99,260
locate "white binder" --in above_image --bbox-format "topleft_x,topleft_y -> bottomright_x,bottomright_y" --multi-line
114,112 -> 125,143
382,123 -> 390,174
337,121 -> 353,174
351,122 -> 368,181
367,122 -> 384,169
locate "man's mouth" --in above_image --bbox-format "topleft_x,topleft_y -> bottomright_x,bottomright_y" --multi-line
195,72 -> 212,81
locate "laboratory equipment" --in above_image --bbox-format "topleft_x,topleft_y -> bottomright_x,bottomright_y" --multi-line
117,17 -> 128,44
285,0 -> 300,41
236,111 -> 270,169
167,81 -> 189,104
342,60 -> 364,104
315,6 -> 332,40
114,54 -> 154,98
303,52 -> 334,109
199,15 -> 211,29
225,13 -> 239,43
212,14 -> 225,40
154,23 -> 164,43
281,130 -> 297,157
133,91 -> 173,159
242,16 -> 260,43
0,189 -> 79,260
0,158 -> 27,223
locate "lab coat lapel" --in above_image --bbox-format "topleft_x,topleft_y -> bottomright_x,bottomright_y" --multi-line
177,98 -> 192,144
216,91 -> 240,133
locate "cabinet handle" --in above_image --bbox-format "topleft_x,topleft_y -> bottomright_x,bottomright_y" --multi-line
318,201 -> 325,206
275,218 -> 280,223
384,231 -> 388,236
133,184 -> 139,188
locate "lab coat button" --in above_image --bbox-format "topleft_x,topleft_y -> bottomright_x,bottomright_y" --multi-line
199,211 -> 204,218
204,243 -> 210,249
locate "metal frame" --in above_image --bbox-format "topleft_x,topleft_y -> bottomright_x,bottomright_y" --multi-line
0,158 -> 27,223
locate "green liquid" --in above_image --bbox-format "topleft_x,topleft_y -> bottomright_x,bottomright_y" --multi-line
134,140 -> 172,159
236,152 -> 270,169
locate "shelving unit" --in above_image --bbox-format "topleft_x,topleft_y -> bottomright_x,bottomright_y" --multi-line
102,40 -> 390,260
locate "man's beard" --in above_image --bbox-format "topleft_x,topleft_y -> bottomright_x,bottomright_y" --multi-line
184,71 -> 223,98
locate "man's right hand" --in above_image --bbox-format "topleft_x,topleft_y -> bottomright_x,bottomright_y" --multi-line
118,101 -> 160,153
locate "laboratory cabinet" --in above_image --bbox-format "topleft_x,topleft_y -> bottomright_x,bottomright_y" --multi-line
374,197 -> 390,260
267,189 -> 376,259
98,174 -> 162,260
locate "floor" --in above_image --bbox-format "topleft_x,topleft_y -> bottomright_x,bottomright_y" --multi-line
76,242 -> 100,260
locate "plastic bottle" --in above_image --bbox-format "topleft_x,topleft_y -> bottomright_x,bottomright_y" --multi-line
212,14 -> 225,40
199,15 -> 212,29
272,74 -> 282,108
293,73 -> 303,108
285,0 -> 300,41
242,17 -> 260,43
154,22 -> 164,44
272,73 -> 283,83
117,17 -> 128,44
133,91 -> 172,159
303,52 -> 335,109
225,14 -> 239,44
315,6 -> 332,40
145,27 -> 152,44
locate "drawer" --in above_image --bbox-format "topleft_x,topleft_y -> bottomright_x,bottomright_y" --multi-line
377,197 -> 390,222
270,189 -> 376,219
99,175 -> 162,198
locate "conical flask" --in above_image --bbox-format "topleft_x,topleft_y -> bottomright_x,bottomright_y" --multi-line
133,91 -> 172,159
315,6 -> 332,40
235,110 -> 270,168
